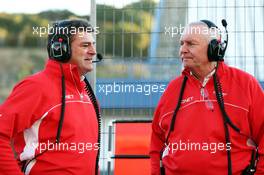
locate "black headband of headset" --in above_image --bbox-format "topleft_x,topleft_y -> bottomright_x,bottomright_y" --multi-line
200,20 -> 218,29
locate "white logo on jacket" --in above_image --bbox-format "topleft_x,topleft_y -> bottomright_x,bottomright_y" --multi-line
65,95 -> 74,99
65,94 -> 91,102
181,96 -> 194,104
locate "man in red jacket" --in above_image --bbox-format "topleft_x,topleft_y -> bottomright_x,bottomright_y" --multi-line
150,20 -> 264,175
0,19 -> 101,175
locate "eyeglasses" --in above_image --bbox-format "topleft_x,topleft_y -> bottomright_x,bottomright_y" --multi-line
200,87 -> 214,111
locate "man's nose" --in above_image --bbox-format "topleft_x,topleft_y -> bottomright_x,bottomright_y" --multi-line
88,44 -> 96,55
179,43 -> 188,56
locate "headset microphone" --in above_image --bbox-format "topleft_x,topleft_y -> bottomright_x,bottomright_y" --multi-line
221,19 -> 228,54
222,19 -> 227,27
92,53 -> 103,63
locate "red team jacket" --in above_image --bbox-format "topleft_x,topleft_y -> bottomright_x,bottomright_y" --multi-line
150,62 -> 264,175
0,60 -> 99,175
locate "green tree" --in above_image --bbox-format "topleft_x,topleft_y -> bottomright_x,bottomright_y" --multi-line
96,0 -> 156,59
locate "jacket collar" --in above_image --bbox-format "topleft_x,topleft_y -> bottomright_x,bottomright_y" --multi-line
44,59 -> 84,93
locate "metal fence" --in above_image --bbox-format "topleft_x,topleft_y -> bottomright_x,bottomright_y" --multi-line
95,0 -> 264,80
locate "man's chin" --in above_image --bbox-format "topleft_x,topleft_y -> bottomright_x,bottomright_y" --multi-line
182,62 -> 191,68
86,66 -> 93,73
80,67 -> 93,75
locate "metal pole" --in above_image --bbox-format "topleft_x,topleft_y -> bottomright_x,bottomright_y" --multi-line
86,0 -> 97,92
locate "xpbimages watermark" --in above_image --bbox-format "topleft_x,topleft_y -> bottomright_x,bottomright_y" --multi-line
163,140 -> 231,156
32,141 -> 99,154
32,24 -> 100,37
98,81 -> 166,96
164,24 -> 221,38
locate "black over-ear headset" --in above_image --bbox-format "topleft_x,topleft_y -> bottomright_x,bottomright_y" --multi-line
47,20 -> 98,63
48,21 -> 72,62
200,19 -> 228,62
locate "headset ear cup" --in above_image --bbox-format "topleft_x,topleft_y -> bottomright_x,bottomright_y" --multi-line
207,39 -> 221,62
201,20 -> 226,62
50,34 -> 71,62
50,41 -> 62,61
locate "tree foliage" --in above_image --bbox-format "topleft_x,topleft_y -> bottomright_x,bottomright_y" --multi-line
96,0 -> 156,58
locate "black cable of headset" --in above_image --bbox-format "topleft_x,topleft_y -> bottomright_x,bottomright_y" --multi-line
213,72 -> 232,175
165,75 -> 188,144
84,77 -> 101,175
56,64 -> 66,143
22,64 -> 66,173
159,76 -> 188,175
213,72 -> 260,175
